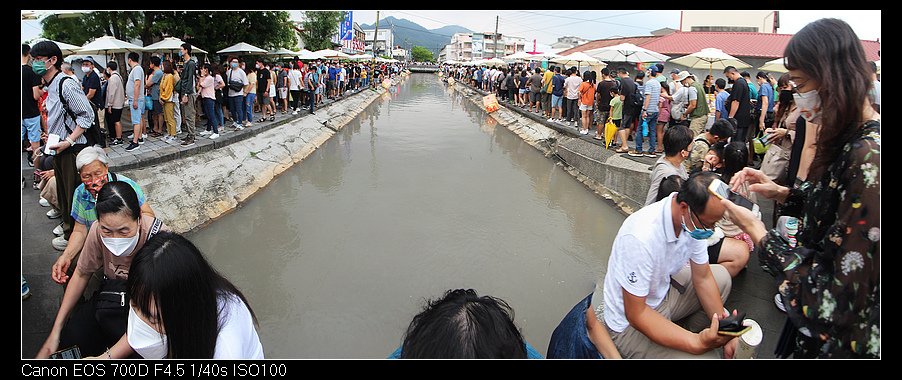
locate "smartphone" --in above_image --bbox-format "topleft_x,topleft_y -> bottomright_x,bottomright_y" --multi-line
45,134 -> 60,156
708,179 -> 754,210
717,312 -> 752,336
49,345 -> 82,359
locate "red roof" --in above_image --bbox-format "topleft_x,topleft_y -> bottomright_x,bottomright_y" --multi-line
566,31 -> 880,61
641,31 -> 880,60
560,36 -> 661,55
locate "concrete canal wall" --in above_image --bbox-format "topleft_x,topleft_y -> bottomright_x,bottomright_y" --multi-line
449,78 -> 650,214
120,74 -> 410,233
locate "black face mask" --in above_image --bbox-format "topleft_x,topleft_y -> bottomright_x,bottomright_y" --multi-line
727,78 -> 735,84
779,89 -> 793,105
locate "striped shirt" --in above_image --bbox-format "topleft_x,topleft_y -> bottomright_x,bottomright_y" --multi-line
45,72 -> 95,144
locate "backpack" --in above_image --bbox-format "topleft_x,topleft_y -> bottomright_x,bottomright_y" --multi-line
506,74 -> 515,88
58,76 -> 106,149
96,81 -> 107,110
629,88 -> 644,109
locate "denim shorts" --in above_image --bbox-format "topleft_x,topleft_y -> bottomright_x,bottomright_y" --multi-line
518,88 -> 528,94
551,95 -> 563,108
129,100 -> 145,126
22,116 -> 41,143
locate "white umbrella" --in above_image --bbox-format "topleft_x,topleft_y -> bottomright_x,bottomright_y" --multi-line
758,58 -> 788,73
267,47 -> 298,58
669,48 -> 751,79
78,35 -> 143,55
350,53 -> 373,61
28,38 -> 81,55
374,56 -> 392,63
142,37 -> 207,53
295,49 -> 324,60
525,52 -> 561,62
314,49 -> 350,59
552,51 -> 606,72
502,51 -> 532,62
483,57 -> 506,66
584,42 -> 670,63
217,42 -> 267,55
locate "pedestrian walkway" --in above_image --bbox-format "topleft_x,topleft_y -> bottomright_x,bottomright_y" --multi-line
99,88 -> 375,172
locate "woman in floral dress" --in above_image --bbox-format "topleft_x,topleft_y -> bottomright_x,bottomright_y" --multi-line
720,18 -> 880,358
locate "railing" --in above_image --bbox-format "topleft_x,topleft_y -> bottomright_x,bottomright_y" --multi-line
408,64 -> 440,73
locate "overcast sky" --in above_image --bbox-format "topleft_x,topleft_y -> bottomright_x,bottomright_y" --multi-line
22,10 -> 881,48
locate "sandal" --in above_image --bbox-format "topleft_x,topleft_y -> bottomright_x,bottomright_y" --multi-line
257,117 -> 266,123
270,115 -> 275,122
614,148 -> 629,153
593,135 -> 604,140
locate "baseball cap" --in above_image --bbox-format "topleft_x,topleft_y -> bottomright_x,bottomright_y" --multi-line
670,68 -> 681,75
648,65 -> 660,74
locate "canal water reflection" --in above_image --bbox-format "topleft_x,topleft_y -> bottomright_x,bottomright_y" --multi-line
188,74 -> 626,358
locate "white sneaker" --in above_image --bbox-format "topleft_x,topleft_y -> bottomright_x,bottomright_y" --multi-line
199,130 -> 212,136
235,125 -> 244,130
774,293 -> 787,313
209,133 -> 219,139
46,208 -> 61,219
547,118 -> 554,122
39,197 -> 50,207
127,133 -> 134,139
53,223 -> 64,236
244,122 -> 253,127
292,111 -> 299,115
231,122 -> 239,128
52,235 -> 68,251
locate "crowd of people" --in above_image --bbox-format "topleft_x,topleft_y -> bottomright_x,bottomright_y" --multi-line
22,17 -> 879,359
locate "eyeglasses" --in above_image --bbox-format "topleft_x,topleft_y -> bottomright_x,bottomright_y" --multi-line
689,207 -> 712,231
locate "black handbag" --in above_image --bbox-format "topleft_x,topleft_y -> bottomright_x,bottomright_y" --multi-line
228,71 -> 244,92
93,278 -> 128,340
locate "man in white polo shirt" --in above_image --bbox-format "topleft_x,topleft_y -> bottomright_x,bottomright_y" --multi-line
591,171 -> 738,358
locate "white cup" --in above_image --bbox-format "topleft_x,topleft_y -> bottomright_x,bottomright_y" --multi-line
732,319 -> 762,359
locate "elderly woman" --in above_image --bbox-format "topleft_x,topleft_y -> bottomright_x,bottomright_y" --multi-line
50,146 -> 154,284
37,182 -> 168,358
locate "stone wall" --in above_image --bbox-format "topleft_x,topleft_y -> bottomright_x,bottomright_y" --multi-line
121,74 -> 410,233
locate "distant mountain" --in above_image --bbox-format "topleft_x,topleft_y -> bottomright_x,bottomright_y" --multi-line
360,16 -> 472,55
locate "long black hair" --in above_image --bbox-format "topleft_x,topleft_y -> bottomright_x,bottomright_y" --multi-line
128,231 -> 257,358
784,18 -> 872,179
400,289 -> 527,358
722,141 -> 749,184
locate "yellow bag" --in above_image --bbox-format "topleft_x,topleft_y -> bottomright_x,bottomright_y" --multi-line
604,119 -> 618,148
482,94 -> 500,113
382,79 -> 391,89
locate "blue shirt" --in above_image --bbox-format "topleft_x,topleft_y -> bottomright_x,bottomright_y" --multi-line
71,173 -> 147,230
757,82 -> 775,112
747,81 -> 758,100
643,78 -> 661,113
552,74 -> 565,97
388,341 -> 545,359
328,67 -> 338,81
715,90 -> 730,119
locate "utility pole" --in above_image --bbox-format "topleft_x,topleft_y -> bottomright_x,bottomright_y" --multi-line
494,15 -> 499,59
372,11 -> 380,64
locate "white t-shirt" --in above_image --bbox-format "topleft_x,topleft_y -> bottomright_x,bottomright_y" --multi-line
599,193 -> 709,333
214,293 -> 265,359
564,76 -> 582,100
288,70 -> 301,91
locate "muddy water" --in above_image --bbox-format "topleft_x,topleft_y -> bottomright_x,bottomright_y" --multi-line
189,74 -> 626,358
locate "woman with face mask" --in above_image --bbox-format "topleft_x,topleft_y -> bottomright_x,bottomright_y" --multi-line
99,232 -> 264,359
37,181 -> 167,359
724,18 -> 880,358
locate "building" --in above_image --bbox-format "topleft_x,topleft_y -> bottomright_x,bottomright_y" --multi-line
391,47 -> 408,61
443,32 -> 526,62
363,28 -> 394,57
550,36 -> 590,50
680,11 -> 779,34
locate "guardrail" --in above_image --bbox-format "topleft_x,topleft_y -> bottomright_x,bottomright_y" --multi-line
409,64 -> 440,73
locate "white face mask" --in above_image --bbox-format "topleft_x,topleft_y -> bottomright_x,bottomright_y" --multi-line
793,90 -> 821,123
127,305 -> 168,359
81,66 -> 91,73
101,230 -> 139,257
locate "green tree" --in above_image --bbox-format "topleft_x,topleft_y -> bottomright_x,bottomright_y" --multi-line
41,11 -> 297,64
300,11 -> 343,51
411,45 -> 433,62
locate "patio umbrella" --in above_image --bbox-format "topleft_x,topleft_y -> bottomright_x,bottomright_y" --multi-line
502,51 -> 532,62
525,52 -> 561,62
217,42 -> 267,55
552,51 -> 606,72
483,57 -> 506,66
584,42 -> 670,63
29,38 -> 81,55
757,58 -> 788,73
142,37 -> 207,54
295,49 -> 324,61
314,49 -> 350,59
78,35 -> 143,55
669,48 -> 751,79
267,47 -> 299,61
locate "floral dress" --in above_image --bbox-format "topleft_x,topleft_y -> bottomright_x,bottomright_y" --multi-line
757,120 -> 880,358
